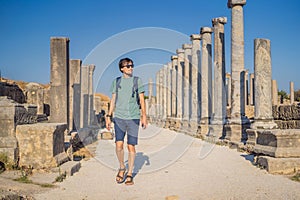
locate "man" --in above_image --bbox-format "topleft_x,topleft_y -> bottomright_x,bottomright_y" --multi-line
106,57 -> 147,185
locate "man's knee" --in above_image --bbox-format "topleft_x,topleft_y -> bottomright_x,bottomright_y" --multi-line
127,144 -> 136,152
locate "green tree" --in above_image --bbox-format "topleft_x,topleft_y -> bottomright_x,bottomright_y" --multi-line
278,90 -> 288,99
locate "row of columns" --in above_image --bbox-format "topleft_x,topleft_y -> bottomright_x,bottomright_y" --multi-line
49,37 -> 96,132
151,0 -> 250,141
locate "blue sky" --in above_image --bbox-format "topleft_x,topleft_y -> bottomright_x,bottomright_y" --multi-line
1,0 -> 300,96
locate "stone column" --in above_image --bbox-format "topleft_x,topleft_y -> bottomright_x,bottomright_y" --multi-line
227,0 -> 247,122
226,73 -> 231,107
176,49 -> 184,119
251,39 -> 277,129
148,78 -> 153,102
250,73 -> 254,105
190,34 -> 202,133
165,62 -> 172,128
175,48 -> 184,131
162,65 -> 168,121
200,27 -> 213,135
159,68 -> 164,126
170,55 -> 178,130
80,65 -> 89,128
69,59 -> 81,132
212,17 -> 227,124
243,69 -> 249,106
88,64 -> 96,125
148,78 -> 153,122
182,44 -> 192,131
166,62 -> 172,118
155,70 -> 160,122
49,37 -> 70,124
272,80 -> 278,106
290,81 -> 294,104
171,56 -> 178,118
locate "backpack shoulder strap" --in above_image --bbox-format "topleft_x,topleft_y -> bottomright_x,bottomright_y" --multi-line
132,76 -> 141,108
115,76 -> 122,105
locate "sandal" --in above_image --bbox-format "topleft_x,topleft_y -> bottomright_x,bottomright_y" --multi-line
125,175 -> 134,185
116,168 -> 126,184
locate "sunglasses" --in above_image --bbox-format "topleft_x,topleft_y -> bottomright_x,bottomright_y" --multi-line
122,64 -> 134,68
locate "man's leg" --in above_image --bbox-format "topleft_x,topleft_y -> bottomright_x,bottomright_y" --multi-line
114,118 -> 127,183
127,144 -> 136,175
116,141 -> 125,169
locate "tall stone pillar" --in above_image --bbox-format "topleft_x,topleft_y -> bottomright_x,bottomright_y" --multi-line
166,62 -> 172,118
175,48 -> 184,131
182,44 -> 192,131
190,34 -> 202,134
226,73 -> 231,107
227,0 -> 247,122
171,56 -> 178,118
176,49 -> 184,119
148,78 -> 153,122
159,68 -> 164,126
88,64 -> 96,125
200,27 -> 213,135
225,0 -> 250,143
271,80 -> 278,106
242,69 -> 249,106
155,70 -> 160,122
251,39 -> 277,129
80,65 -> 89,128
212,17 -> 227,125
290,81 -> 294,104
148,78 -> 153,102
49,37 -> 70,125
69,59 -> 81,131
165,62 -> 172,128
250,73 -> 254,105
162,65 -> 168,121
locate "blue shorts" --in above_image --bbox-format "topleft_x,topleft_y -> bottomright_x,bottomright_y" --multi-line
114,118 -> 140,145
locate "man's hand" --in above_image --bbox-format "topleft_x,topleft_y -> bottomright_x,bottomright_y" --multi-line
141,114 -> 147,129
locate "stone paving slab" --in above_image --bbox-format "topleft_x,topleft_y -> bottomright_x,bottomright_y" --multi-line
34,125 -> 300,200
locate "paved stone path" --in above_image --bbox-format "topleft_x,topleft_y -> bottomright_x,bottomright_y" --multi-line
34,125 -> 300,200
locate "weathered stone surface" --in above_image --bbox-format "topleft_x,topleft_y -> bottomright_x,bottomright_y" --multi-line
212,17 -> 227,124
25,82 -> 44,114
176,48 -> 184,119
171,55 -> 178,118
228,0 -> 246,120
256,156 -> 300,174
254,129 -> 300,158
69,59 -> 81,132
0,82 -> 25,104
200,27 -> 213,126
50,37 -> 70,125
16,123 -> 67,169
272,105 -> 300,129
190,34 -> 201,123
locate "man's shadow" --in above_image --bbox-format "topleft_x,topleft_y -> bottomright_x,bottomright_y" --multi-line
125,152 -> 150,178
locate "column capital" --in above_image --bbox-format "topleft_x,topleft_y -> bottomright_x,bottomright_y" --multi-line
190,34 -> 202,41
212,17 -> 227,25
171,55 -> 178,60
182,44 -> 192,50
176,48 -> 185,54
200,27 -> 213,34
227,0 -> 246,8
